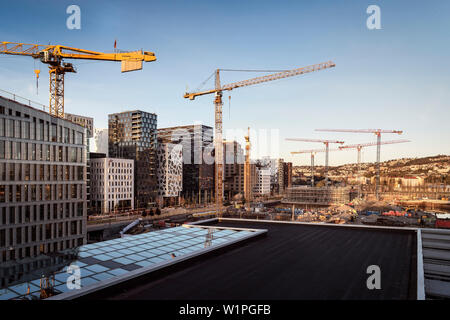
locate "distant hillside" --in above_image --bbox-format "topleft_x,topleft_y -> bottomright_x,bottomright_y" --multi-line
293,154 -> 450,182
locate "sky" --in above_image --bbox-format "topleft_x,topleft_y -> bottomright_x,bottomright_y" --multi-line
0,0 -> 449,166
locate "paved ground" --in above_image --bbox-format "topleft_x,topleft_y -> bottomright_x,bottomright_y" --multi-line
86,220 -> 418,300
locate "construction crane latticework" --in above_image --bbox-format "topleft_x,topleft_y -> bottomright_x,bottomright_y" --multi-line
315,128 -> 404,200
184,61 -> 335,213
0,41 -> 156,118
286,137 -> 344,187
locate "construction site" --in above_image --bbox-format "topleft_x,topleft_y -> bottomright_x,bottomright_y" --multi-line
0,1 -> 449,304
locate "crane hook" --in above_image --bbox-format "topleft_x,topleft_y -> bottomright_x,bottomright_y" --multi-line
34,69 -> 40,95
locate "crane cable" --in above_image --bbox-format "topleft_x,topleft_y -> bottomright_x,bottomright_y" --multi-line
193,68 -> 289,92
219,68 -> 289,73
33,59 -> 40,95
228,95 -> 231,120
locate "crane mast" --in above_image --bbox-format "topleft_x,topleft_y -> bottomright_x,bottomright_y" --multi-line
338,139 -> 410,199
291,148 -> 340,187
316,129 -> 404,200
214,70 -> 224,215
184,61 -> 335,214
286,138 -> 344,186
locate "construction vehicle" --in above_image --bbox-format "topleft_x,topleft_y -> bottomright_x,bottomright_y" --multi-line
184,61 -> 336,216
0,41 -> 156,118
316,129 -> 403,199
286,138 -> 344,186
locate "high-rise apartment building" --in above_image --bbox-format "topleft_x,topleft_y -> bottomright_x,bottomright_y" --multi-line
108,110 -> 157,208
277,159 -> 293,193
278,159 -> 285,194
283,162 -> 293,189
0,95 -> 87,263
157,125 -> 214,204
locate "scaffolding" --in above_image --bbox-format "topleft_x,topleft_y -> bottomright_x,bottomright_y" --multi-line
285,186 -> 351,205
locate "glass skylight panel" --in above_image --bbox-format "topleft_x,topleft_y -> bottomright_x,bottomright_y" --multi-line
137,251 -> 157,258
91,272 -> 115,282
94,254 -> 115,261
125,254 -> 147,262
79,268 -> 95,278
135,260 -> 153,268
103,251 -> 123,258
112,257 -> 136,265
0,225 -> 258,300
108,268 -> 129,276
85,264 -> 109,273
80,277 -> 99,287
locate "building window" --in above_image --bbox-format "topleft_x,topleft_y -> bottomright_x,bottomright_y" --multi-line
14,142 -> 21,160
51,124 -> 57,142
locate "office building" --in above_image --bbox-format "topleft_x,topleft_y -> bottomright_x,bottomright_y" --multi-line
157,124 -> 214,204
0,95 -> 87,263
156,143 -> 183,206
254,168 -> 271,195
108,110 -> 157,208
89,157 -> 134,213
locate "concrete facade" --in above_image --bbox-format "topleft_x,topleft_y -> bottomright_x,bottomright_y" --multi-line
254,168 -> 271,195
64,113 -> 94,139
89,157 -> 134,214
0,96 -> 87,263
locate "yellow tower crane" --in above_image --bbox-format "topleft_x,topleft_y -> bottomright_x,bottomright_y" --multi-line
0,41 -> 156,118
244,127 -> 252,212
184,61 -> 336,216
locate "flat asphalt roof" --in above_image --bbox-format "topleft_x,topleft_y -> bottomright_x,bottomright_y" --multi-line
82,219 -> 418,300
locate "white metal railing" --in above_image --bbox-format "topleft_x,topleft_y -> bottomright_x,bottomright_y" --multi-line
0,88 -> 47,112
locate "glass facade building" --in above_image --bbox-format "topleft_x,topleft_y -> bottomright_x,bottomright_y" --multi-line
0,95 -> 87,263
